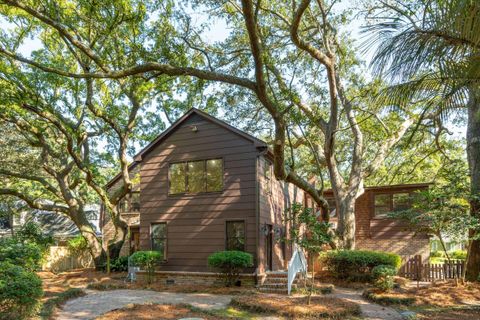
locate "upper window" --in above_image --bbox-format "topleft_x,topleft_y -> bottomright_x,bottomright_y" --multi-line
169,159 -> 223,194
118,192 -> 140,213
226,221 -> 245,251
374,192 -> 411,217
151,223 -> 167,260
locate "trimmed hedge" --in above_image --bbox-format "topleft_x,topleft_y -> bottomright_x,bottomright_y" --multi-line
0,261 -> 43,320
320,250 -> 401,282
207,251 -> 253,286
130,251 -> 162,284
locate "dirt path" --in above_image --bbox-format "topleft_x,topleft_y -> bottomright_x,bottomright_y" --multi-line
331,287 -> 403,320
56,289 -> 232,320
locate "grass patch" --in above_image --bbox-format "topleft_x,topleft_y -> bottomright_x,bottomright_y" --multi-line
363,288 -> 415,306
39,288 -> 85,319
231,295 -> 361,319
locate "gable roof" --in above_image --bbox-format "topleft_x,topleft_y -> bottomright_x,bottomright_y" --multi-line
106,108 -> 268,188
133,108 -> 267,162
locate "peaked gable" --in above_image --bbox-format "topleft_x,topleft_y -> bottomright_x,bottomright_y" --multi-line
133,108 -> 267,162
106,108 -> 267,188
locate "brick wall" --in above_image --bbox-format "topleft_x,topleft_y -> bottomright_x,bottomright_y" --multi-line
136,271 -> 256,287
356,237 -> 430,262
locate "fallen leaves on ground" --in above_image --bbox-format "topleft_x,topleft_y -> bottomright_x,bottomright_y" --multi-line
95,303 -> 219,320
231,295 -> 361,319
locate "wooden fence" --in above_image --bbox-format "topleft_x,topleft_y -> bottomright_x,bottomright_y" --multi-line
42,246 -> 93,272
398,255 -> 465,281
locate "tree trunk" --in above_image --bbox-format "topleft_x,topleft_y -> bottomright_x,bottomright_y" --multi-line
466,88 -> 480,282
336,196 -> 356,249
70,210 -> 107,269
107,214 -> 128,259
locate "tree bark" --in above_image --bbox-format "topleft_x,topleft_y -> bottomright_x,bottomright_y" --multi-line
71,212 -> 106,268
466,88 -> 480,281
335,196 -> 357,249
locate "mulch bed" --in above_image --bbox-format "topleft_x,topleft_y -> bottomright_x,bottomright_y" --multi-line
416,307 -> 480,320
95,303 -> 220,320
364,281 -> 480,307
231,295 -> 361,319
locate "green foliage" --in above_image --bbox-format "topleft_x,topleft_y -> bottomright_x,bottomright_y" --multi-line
450,250 -> 467,260
207,251 -> 253,287
15,221 -> 54,253
0,261 -> 43,320
430,251 -> 444,258
372,265 -> 397,292
320,250 -> 401,282
388,164 -> 477,261
284,203 -> 333,255
67,235 -> 89,255
0,237 -> 43,271
109,256 -> 129,272
39,288 -> 85,319
130,251 -> 162,284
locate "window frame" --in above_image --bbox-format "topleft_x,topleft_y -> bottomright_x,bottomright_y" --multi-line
373,192 -> 412,218
168,158 -> 224,195
225,220 -> 246,252
150,222 -> 168,261
117,191 -> 141,213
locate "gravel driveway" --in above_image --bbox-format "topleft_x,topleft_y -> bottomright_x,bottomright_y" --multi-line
56,289 -> 232,320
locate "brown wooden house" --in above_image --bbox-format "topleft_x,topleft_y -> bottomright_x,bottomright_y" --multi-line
102,108 -> 430,284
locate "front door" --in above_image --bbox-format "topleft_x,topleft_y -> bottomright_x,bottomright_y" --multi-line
130,227 -> 140,254
265,224 -> 273,271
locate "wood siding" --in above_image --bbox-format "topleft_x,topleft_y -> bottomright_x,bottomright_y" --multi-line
139,113 -> 259,272
257,156 -> 304,273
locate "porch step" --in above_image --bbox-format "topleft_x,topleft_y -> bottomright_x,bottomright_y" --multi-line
258,271 -> 302,294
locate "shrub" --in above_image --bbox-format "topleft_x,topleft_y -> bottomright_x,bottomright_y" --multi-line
207,251 -> 253,286
320,250 -> 401,282
0,238 -> 43,271
0,262 -> 43,320
130,251 -> 162,284
109,256 -> 129,272
67,235 -> 89,255
450,250 -> 467,260
430,251 -> 444,258
15,221 -> 54,254
372,265 -> 397,292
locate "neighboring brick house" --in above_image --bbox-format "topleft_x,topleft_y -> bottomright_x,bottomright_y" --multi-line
319,184 -> 432,262
101,108 -> 430,283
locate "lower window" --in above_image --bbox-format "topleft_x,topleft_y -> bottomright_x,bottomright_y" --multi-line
151,223 -> 167,260
226,220 -> 245,251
